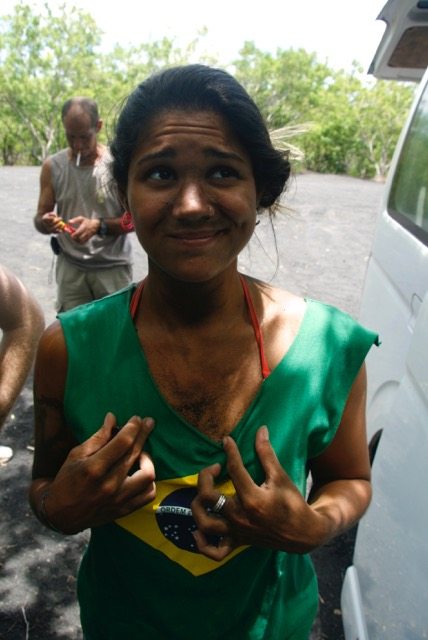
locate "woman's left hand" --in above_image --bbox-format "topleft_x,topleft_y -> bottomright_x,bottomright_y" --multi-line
191,426 -> 327,561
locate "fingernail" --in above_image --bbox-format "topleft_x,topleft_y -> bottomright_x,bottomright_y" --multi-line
104,412 -> 116,429
143,417 -> 155,430
222,435 -> 231,447
192,530 -> 201,543
260,425 -> 269,441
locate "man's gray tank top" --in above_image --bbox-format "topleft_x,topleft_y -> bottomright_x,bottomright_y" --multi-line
50,148 -> 132,269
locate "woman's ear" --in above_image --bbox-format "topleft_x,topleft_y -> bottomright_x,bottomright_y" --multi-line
117,192 -> 135,232
120,211 -> 135,232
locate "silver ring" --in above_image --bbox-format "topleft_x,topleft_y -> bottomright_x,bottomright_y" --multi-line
211,494 -> 227,514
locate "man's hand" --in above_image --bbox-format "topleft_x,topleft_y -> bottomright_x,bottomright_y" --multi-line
68,216 -> 101,243
41,212 -> 70,235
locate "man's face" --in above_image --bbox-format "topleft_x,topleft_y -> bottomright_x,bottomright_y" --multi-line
62,107 -> 101,164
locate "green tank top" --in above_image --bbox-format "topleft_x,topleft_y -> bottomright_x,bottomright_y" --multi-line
59,284 -> 378,640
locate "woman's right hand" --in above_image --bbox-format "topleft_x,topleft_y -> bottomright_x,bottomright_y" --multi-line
34,413 -> 156,534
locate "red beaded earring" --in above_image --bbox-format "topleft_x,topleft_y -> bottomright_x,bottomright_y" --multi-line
120,211 -> 135,232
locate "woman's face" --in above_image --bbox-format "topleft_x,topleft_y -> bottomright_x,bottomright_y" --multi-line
126,109 -> 258,283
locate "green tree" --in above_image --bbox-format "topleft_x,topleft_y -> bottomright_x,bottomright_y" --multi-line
234,43 -> 334,128
0,2 -> 102,163
234,47 -> 414,179
0,3 -> 216,164
303,69 -> 414,179
97,33 -> 216,140
0,108 -> 31,164
352,78 -> 414,179
301,67 -> 365,175
0,4 -> 415,178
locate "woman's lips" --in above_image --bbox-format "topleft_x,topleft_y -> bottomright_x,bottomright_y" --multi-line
169,229 -> 226,243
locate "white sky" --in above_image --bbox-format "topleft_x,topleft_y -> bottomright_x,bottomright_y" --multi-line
2,0 -> 388,73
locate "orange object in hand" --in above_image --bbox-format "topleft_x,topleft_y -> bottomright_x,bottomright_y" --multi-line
58,220 -> 75,234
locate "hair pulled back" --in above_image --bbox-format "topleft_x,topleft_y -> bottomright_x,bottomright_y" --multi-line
111,64 -> 290,212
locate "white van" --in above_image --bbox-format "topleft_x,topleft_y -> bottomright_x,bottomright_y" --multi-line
340,1 -> 428,638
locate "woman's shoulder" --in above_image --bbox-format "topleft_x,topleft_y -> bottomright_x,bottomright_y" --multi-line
251,278 -> 359,328
250,277 -> 306,324
35,320 -> 68,397
59,285 -> 134,322
248,278 -> 307,366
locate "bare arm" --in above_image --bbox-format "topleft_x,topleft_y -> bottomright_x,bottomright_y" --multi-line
0,265 -> 45,428
306,364 -> 371,537
34,158 -> 130,242
68,215 -> 131,244
29,322 -> 157,534
33,159 -> 64,235
192,366 -> 372,558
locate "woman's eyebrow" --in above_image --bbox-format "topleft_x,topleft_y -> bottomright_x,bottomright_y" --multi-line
137,148 -> 176,164
136,146 -> 245,164
204,148 -> 245,162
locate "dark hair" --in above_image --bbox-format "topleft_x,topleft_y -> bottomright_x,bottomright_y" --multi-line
111,64 -> 290,212
61,97 -> 99,128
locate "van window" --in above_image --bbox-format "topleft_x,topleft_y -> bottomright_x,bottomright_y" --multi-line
388,80 -> 428,245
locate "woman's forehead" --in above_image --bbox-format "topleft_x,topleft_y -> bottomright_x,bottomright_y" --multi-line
143,109 -> 229,137
132,109 -> 246,158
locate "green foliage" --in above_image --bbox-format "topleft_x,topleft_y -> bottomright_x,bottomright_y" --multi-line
235,50 -> 415,180
234,43 -> 334,128
300,66 -> 414,179
95,36 -> 208,141
0,2 -> 417,178
0,2 -> 103,162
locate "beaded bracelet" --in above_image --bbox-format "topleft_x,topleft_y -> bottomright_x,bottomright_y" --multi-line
38,490 -> 65,534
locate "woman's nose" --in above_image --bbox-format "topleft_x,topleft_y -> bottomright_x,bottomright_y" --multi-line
173,181 -> 213,219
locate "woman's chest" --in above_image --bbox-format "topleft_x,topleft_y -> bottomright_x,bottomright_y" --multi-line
143,342 -> 263,441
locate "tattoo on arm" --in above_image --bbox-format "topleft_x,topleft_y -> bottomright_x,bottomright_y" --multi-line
32,395 -> 77,479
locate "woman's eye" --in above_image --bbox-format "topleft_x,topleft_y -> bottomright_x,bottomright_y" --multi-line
210,166 -> 240,180
147,167 -> 175,181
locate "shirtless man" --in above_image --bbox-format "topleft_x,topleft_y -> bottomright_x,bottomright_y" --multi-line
0,265 -> 44,463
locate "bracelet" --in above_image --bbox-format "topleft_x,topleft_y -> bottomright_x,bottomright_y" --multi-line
38,490 -> 65,534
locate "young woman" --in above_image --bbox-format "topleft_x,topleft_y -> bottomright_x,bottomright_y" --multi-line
29,65 -> 378,640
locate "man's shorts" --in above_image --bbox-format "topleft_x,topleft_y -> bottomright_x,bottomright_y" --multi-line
55,254 -> 132,311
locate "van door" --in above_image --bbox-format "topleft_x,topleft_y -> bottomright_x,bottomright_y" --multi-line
342,291 -> 428,639
341,2 -> 428,637
359,68 -> 428,444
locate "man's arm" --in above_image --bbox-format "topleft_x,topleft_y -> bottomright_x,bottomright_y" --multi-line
34,156 -> 132,242
68,215 -> 131,244
34,159 -> 64,235
0,265 -> 45,428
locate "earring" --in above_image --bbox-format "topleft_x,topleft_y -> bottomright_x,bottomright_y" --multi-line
121,211 -> 135,232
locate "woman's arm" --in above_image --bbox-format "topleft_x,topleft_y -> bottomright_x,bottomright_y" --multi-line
306,364 -> 371,538
191,365 -> 372,559
29,322 -> 157,534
